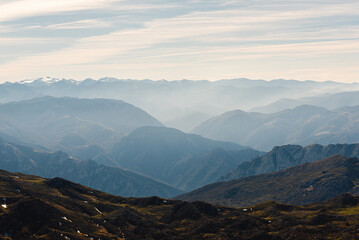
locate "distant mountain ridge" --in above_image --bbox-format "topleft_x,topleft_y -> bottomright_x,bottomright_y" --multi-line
176,155 -> 359,207
0,139 -> 182,198
0,96 -> 163,132
193,104 -> 359,150
0,96 -> 163,164
2,77 -> 358,131
251,91 -> 359,113
222,143 -> 359,181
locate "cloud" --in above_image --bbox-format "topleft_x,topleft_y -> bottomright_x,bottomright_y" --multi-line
0,37 -> 60,45
46,19 -> 112,30
0,0 -> 119,22
0,0 -> 358,82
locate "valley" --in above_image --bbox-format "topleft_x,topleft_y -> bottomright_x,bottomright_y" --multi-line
1,78 -> 359,239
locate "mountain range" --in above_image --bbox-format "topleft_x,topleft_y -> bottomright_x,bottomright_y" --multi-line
0,93 -> 266,193
2,168 -> 359,239
176,155 -> 359,207
0,120 -> 262,194
222,143 -> 359,181
193,104 -> 359,150
3,77 -> 359,239
2,77 -> 359,132
110,126 -> 263,191
0,138 -> 182,198
0,96 -> 163,165
251,91 -> 359,114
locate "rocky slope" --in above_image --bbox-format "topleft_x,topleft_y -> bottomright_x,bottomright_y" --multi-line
176,155 -> 359,207
2,169 -> 359,239
222,143 -> 359,181
170,148 -> 265,191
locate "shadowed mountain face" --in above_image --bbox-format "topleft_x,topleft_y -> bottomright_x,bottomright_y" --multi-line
0,140 -> 182,198
193,105 -> 359,151
170,148 -> 265,191
176,155 -> 359,207
222,143 -> 359,181
2,169 -> 359,239
110,126 -> 261,191
0,96 -> 163,164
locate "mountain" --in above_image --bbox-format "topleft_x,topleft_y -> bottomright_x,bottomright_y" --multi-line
159,108 -> 214,132
110,126 -> 260,191
251,91 -> 359,114
0,96 -> 162,133
193,104 -> 359,150
176,155 -> 359,207
0,82 -> 38,103
2,169 -> 359,239
2,77 -> 358,132
0,96 -> 163,164
250,98 -> 306,113
0,139 -> 182,198
222,143 -> 359,181
170,148 -> 265,191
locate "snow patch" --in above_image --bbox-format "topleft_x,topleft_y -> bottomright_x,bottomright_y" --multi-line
94,207 -> 102,214
61,216 -> 72,223
19,77 -> 78,86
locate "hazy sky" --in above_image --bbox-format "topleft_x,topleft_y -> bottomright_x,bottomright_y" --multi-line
0,0 -> 358,83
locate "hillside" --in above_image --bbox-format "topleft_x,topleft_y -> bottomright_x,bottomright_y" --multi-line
0,96 -> 162,163
2,169 -> 359,239
110,126 -> 259,190
176,155 -> 359,207
170,148 -> 265,191
222,143 -> 359,181
0,139 -> 182,198
193,104 -> 359,150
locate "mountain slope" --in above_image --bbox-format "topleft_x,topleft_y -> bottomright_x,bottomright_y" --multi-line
170,148 -> 265,191
193,104 -> 359,150
176,155 -> 359,207
2,169 -> 359,239
0,96 -> 162,163
222,143 -> 359,181
251,90 -> 359,113
0,96 -> 163,133
110,126 -> 256,190
0,139 -> 182,198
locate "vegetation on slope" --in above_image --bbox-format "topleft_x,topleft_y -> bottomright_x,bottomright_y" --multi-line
177,155 -> 359,207
1,170 -> 359,239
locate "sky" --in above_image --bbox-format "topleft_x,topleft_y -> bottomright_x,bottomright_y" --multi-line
0,0 -> 358,83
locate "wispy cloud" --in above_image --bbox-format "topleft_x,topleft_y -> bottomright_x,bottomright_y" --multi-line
0,0 -> 118,22
46,19 -> 112,30
0,0 -> 358,82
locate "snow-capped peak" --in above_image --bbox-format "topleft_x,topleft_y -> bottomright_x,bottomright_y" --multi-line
19,77 -> 78,86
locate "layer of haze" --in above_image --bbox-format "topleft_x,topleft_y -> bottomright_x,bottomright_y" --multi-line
0,0 -> 358,83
